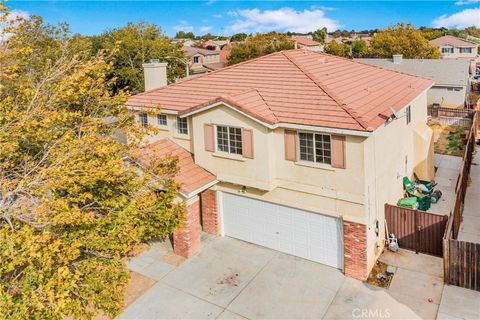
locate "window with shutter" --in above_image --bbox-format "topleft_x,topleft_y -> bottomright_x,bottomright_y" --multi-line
297,132 -> 331,165
216,125 -> 243,155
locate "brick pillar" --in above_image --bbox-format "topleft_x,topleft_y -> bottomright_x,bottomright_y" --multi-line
173,200 -> 201,258
200,189 -> 220,235
343,220 -> 368,281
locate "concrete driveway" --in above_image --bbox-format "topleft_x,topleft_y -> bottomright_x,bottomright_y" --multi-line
119,236 -> 443,319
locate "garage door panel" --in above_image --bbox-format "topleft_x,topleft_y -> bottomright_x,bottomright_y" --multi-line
222,192 -> 343,269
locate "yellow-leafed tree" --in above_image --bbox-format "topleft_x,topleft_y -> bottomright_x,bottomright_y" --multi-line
0,6 -> 184,319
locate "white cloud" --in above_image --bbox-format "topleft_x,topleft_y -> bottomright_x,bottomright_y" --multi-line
455,0 -> 480,5
1,9 -> 30,41
206,0 -> 217,5
199,25 -> 212,33
212,13 -> 223,19
225,7 -> 339,34
432,8 -> 480,28
309,4 -> 336,11
174,20 -> 194,33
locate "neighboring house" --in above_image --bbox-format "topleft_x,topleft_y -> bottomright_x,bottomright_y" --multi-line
183,46 -> 225,74
430,35 -> 478,60
202,39 -> 230,51
356,54 -> 471,108
326,34 -> 372,45
292,36 -> 323,52
172,38 -> 197,47
128,50 -> 434,281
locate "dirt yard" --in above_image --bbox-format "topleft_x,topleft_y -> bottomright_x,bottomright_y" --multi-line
429,122 -> 469,157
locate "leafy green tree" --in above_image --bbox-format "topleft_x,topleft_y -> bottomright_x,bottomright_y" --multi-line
200,33 -> 216,40
226,32 -> 294,65
175,30 -> 195,39
464,26 -> 480,38
324,40 -> 351,57
312,27 -> 327,44
94,22 -> 188,93
369,23 -> 440,58
0,7 -> 184,319
351,39 -> 368,57
230,32 -> 248,42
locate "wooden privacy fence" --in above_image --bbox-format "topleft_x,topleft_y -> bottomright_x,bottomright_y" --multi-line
427,106 -> 475,127
427,105 -> 476,119
385,204 -> 448,257
443,110 -> 480,291
451,123 -> 476,237
444,218 -> 480,291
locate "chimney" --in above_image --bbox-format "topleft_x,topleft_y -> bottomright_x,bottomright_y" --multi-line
142,59 -> 168,91
392,54 -> 403,64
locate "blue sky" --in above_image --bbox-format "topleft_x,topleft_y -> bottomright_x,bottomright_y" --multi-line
8,1 -> 480,36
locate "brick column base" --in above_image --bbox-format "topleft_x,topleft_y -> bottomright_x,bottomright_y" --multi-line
201,189 -> 220,235
173,200 -> 201,258
343,220 -> 368,281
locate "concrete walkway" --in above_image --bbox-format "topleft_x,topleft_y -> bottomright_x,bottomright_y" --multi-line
438,285 -> 480,320
458,151 -> 480,243
431,154 -> 463,215
119,237 -> 445,320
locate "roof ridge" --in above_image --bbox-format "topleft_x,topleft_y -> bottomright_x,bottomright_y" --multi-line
132,50 -> 289,98
253,89 -> 279,123
435,35 -> 477,45
282,50 -> 370,130
230,88 -> 279,123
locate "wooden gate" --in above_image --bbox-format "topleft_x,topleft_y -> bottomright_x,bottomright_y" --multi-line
385,204 -> 448,257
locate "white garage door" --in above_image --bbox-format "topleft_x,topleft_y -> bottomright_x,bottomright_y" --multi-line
221,192 -> 343,269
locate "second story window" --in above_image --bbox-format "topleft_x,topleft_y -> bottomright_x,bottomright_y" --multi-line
216,125 -> 242,155
441,47 -> 454,54
298,132 -> 331,165
459,47 -> 472,54
139,113 -> 148,127
193,56 -> 200,63
177,117 -> 188,135
406,105 -> 411,124
157,114 -> 167,126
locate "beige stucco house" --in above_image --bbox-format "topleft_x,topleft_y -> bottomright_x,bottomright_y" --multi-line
128,50 -> 434,280
183,46 -> 224,74
430,35 -> 478,60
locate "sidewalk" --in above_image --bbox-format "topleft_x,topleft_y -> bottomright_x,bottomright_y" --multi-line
458,150 -> 480,243
431,154 -> 462,216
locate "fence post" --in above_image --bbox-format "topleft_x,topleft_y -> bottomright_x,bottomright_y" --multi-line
414,209 -> 419,254
443,237 -> 449,284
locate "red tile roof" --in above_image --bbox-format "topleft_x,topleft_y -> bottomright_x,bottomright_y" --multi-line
292,36 -> 321,46
128,49 -> 434,132
430,35 -> 477,47
135,139 -> 216,197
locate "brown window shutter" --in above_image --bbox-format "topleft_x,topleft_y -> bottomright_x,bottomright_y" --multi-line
331,135 -> 346,169
204,124 -> 214,152
284,129 -> 297,161
242,128 -> 254,159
